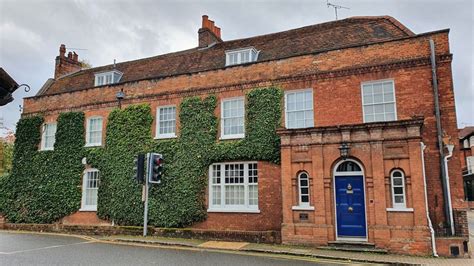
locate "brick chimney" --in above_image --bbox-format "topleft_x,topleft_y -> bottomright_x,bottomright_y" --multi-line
54,44 -> 82,79
198,15 -> 223,48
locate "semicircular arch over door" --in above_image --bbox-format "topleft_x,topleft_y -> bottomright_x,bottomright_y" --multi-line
333,159 -> 367,241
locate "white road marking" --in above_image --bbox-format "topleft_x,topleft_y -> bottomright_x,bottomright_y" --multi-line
0,241 -> 94,255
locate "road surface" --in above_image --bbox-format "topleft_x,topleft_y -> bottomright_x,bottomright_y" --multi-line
0,231 -> 356,265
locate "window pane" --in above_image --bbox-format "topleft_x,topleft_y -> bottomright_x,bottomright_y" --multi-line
392,171 -> 402,178
394,187 -> 404,195
301,195 -> 309,203
158,106 -> 176,136
393,177 -> 403,186
374,104 -> 384,114
363,105 -> 374,115
385,103 -> 395,113
362,84 -> 372,96
300,179 -> 308,187
385,113 -> 396,121
394,195 -> 404,203
362,81 -> 396,122
222,99 -> 244,137
363,94 -> 373,104
211,162 -> 258,209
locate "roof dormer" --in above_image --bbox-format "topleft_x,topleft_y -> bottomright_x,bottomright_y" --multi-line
225,47 -> 259,66
94,70 -> 122,86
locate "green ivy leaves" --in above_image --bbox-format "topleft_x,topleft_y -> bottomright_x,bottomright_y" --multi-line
0,113 -> 84,223
1,87 -> 283,227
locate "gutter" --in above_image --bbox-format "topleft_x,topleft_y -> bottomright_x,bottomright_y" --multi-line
444,144 -> 455,235
429,38 -> 452,234
421,142 -> 438,257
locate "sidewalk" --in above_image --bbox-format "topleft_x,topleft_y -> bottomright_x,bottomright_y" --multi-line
101,235 -> 473,265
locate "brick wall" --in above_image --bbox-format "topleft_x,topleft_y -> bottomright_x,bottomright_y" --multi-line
20,28 -> 465,250
193,161 -> 282,231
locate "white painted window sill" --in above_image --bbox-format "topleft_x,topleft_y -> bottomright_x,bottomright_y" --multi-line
386,208 -> 413,212
219,134 -> 245,140
154,134 -> 177,140
85,143 -> 102,147
79,208 -> 97,212
292,206 -> 315,211
207,208 -> 260,213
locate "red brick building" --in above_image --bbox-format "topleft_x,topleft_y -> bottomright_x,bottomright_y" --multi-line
20,15 -> 469,256
460,127 -> 474,208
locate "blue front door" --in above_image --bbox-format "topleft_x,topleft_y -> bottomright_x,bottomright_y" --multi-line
335,175 -> 366,239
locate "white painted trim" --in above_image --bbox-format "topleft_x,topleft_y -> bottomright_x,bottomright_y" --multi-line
292,206 -> 315,211
386,208 -> 413,212
360,79 -> 397,123
207,209 -> 260,213
40,122 -> 57,151
220,97 -> 245,140
390,169 -> 407,209
94,70 -> 123,86
225,47 -> 258,66
80,168 -> 99,212
333,159 -> 368,242
85,116 -> 103,147
155,105 -> 177,139
284,88 -> 314,129
297,172 -> 311,207
208,161 -> 258,212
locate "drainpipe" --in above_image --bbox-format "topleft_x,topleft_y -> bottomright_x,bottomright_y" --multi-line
421,142 -> 438,257
444,144 -> 455,235
429,39 -> 452,233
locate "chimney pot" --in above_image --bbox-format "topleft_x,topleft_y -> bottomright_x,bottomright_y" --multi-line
59,44 -> 66,57
67,52 -> 73,59
202,15 -> 209,28
198,15 -> 222,47
72,52 -> 78,61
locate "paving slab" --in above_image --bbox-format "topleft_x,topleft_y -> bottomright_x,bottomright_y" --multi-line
198,241 -> 249,250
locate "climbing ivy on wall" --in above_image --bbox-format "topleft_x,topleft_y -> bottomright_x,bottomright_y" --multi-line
0,112 -> 85,223
1,87 -> 282,227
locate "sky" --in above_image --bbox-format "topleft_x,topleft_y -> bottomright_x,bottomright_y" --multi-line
0,0 -> 473,137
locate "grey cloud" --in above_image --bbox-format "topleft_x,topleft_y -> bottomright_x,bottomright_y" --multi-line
0,0 -> 472,136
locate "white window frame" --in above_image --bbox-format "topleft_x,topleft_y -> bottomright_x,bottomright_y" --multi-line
225,47 -> 259,66
467,156 -> 474,175
94,70 -> 123,86
390,170 -> 407,209
208,162 -> 259,213
361,79 -> 397,123
85,116 -> 103,147
220,97 -> 245,140
155,105 -> 177,139
80,168 -> 100,211
292,172 -> 315,210
40,123 -> 57,151
284,88 -> 314,129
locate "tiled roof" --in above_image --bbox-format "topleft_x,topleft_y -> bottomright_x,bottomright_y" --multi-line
459,126 -> 474,139
39,16 -> 415,96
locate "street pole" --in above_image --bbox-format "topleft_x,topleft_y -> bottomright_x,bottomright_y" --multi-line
143,153 -> 150,237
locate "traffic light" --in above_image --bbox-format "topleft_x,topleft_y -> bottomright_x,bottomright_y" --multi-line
133,153 -> 145,184
149,153 -> 163,184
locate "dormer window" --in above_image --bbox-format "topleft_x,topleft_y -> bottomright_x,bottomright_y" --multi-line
94,70 -> 122,86
225,47 -> 259,66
